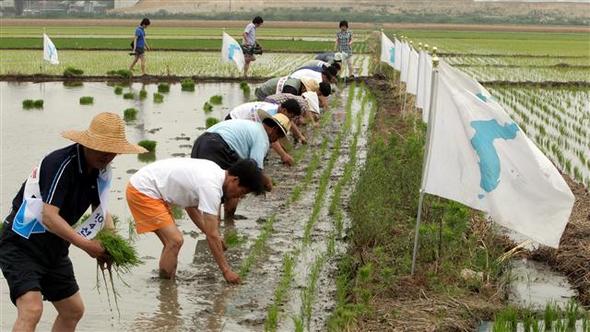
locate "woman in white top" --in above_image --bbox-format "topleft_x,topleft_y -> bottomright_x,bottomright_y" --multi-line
126,158 -> 265,283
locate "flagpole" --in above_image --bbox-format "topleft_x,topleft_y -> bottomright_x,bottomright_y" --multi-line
402,40 -> 413,114
414,42 -> 423,114
411,47 -> 439,276
42,27 -> 46,74
397,36 -> 404,99
379,29 -> 384,77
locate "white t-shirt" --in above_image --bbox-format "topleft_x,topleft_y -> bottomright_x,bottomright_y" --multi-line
289,69 -> 322,84
129,158 -> 225,215
244,22 -> 256,46
228,101 -> 278,122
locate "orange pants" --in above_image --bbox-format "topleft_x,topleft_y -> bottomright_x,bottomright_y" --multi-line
126,183 -> 174,234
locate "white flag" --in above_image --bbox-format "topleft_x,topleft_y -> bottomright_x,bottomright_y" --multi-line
400,42 -> 410,83
221,32 -> 244,72
406,49 -> 420,95
416,50 -> 432,121
43,33 -> 59,65
422,68 -> 574,248
439,61 -> 502,111
394,38 -> 402,71
380,33 -> 396,69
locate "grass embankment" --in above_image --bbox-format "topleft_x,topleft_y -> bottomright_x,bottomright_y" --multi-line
328,67 -> 512,331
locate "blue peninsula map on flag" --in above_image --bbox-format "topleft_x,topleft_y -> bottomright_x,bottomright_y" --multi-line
470,119 -> 519,198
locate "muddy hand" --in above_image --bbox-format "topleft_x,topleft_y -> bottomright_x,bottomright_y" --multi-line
281,154 -> 294,167
83,239 -> 106,259
97,255 -> 113,271
223,269 -> 241,284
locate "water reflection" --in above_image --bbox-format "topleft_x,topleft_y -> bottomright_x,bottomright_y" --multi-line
132,279 -> 183,332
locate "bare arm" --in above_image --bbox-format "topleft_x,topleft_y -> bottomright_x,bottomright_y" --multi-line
242,32 -> 249,45
290,121 -> 306,144
319,95 -> 329,110
271,141 -> 294,166
42,204 -> 105,259
201,212 -> 241,283
185,207 -> 205,232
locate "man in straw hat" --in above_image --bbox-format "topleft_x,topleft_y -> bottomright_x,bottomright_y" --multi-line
0,112 -> 145,332
191,113 -> 291,221
126,158 -> 266,282
224,99 -> 302,165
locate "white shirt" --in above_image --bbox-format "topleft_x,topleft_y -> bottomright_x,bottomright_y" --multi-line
244,22 -> 256,46
289,69 -> 322,83
129,158 -> 225,215
228,101 -> 278,122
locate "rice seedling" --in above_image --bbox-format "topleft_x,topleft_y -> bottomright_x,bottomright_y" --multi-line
157,83 -> 170,93
265,253 -> 296,332
123,92 -> 135,100
113,86 -> 123,95
79,96 -> 93,105
138,140 -> 157,152
209,95 -> 223,105
224,229 -> 247,248
238,215 -> 275,277
139,89 -> 148,100
63,66 -> 84,77
153,92 -> 164,103
203,101 -> 213,113
123,108 -> 138,122
181,78 -> 195,91
205,117 -> 220,128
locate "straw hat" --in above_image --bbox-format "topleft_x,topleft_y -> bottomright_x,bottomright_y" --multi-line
62,112 -> 147,154
300,77 -> 319,93
302,91 -> 320,114
257,110 -> 291,137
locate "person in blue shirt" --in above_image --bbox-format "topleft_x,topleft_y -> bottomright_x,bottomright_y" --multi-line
191,114 -> 290,220
129,18 -> 151,75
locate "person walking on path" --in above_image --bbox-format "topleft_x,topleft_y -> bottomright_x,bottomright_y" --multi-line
129,18 -> 151,75
126,158 -> 265,283
191,114 -> 291,220
336,20 -> 355,78
0,113 -> 146,332
242,16 -> 263,78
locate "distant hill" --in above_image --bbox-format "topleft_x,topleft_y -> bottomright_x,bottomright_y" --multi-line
111,0 -> 590,25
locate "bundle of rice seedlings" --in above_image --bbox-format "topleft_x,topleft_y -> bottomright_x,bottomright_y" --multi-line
79,96 -> 94,105
137,151 -> 156,163
239,81 -> 251,94
114,86 -> 123,95
96,228 -> 142,272
33,100 -> 44,108
181,79 -> 195,91
63,66 -> 84,77
206,117 -> 220,128
157,83 -> 170,93
209,95 -> 223,105
139,89 -> 148,100
95,228 -> 142,316
153,92 -> 164,103
123,108 -> 138,122
138,140 -> 157,152
106,69 -> 132,79
22,99 -> 35,109
123,92 -> 135,100
203,101 -> 213,113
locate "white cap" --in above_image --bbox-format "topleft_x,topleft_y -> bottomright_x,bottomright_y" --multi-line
302,91 -> 320,114
334,52 -> 344,62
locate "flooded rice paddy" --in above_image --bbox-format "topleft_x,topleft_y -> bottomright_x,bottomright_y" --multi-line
0,81 -> 370,331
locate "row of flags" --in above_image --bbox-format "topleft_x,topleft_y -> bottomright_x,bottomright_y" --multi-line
380,33 -> 574,248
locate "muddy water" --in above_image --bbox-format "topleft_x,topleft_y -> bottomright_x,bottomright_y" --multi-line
0,81 -> 367,331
